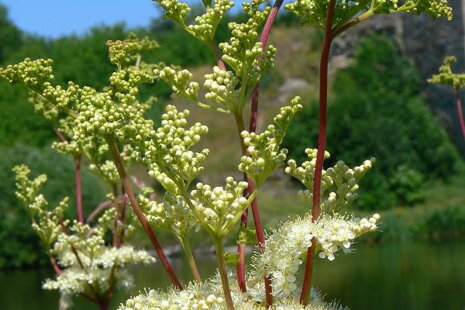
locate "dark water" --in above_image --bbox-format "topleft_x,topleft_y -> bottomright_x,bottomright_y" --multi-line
1,242 -> 464,310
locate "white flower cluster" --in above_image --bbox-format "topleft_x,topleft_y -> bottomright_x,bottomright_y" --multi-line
154,66 -> 200,101
46,222 -> 154,295
239,96 -> 303,187
120,281 -> 225,310
119,277 -> 346,310
188,0 -> 235,43
285,149 -> 374,211
190,177 -> 250,236
43,267 -> 135,295
251,213 -> 379,298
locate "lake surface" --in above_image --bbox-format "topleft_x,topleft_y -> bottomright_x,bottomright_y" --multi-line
1,242 -> 464,310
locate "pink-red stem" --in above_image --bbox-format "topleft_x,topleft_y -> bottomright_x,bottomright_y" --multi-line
237,0 -> 284,304
75,156 -> 84,224
119,188 -> 127,247
300,0 -> 336,305
107,137 -> 183,289
456,91 -> 465,140
52,127 -> 84,224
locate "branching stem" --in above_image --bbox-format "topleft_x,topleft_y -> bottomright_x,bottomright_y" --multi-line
300,0 -> 336,305
106,136 -> 183,290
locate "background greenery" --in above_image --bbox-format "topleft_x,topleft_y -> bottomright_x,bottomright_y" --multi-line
0,4 -> 464,269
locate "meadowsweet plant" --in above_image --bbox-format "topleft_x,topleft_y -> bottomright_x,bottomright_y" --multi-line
0,0 -> 453,309
429,56 -> 465,140
12,165 -> 154,310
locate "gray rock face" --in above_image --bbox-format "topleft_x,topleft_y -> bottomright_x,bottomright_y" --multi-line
332,0 -> 465,155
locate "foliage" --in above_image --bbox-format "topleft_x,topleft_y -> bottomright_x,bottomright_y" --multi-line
284,35 -> 460,210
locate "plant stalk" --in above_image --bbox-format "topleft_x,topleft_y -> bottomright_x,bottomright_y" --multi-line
456,91 -> 465,140
74,156 -> 84,224
112,184 -> 119,247
214,237 -> 236,310
179,235 -> 203,282
119,187 -> 127,247
106,136 -> 183,290
300,0 -> 336,305
245,0 -> 284,305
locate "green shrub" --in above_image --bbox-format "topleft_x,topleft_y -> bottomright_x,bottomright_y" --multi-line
423,206 -> 465,240
284,35 -> 461,210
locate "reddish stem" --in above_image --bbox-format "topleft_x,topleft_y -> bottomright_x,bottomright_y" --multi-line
52,127 -> 67,143
300,0 -> 336,305
52,127 -> 84,224
75,156 -> 84,224
87,200 -> 113,223
119,188 -> 127,247
237,0 -> 284,304
107,137 -> 183,289
49,255 -> 63,275
456,91 -> 465,140
112,185 -> 119,247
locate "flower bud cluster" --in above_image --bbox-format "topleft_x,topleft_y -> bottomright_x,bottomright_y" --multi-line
151,0 -> 191,24
143,105 -> 208,189
28,91 -> 58,121
251,213 -> 379,298
188,0 -> 235,43
0,58 -> 54,88
285,150 -> 374,211
107,34 -> 159,67
286,0 -> 452,31
140,190 -> 198,236
89,160 -> 120,185
13,165 -> 67,248
428,56 -> 465,90
190,177 -> 249,235
154,66 -> 200,101
203,66 -> 240,112
239,97 -> 303,187
397,0 -> 452,20
218,1 -> 276,90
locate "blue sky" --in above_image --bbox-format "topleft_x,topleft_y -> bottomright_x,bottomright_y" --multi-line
0,0 -> 162,38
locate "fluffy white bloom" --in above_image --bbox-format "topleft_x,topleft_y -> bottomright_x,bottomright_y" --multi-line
250,213 -> 379,298
119,277 -> 346,310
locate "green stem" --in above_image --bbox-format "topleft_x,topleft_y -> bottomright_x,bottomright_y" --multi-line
179,235 -> 203,282
214,237 -> 235,310
331,10 -> 374,39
